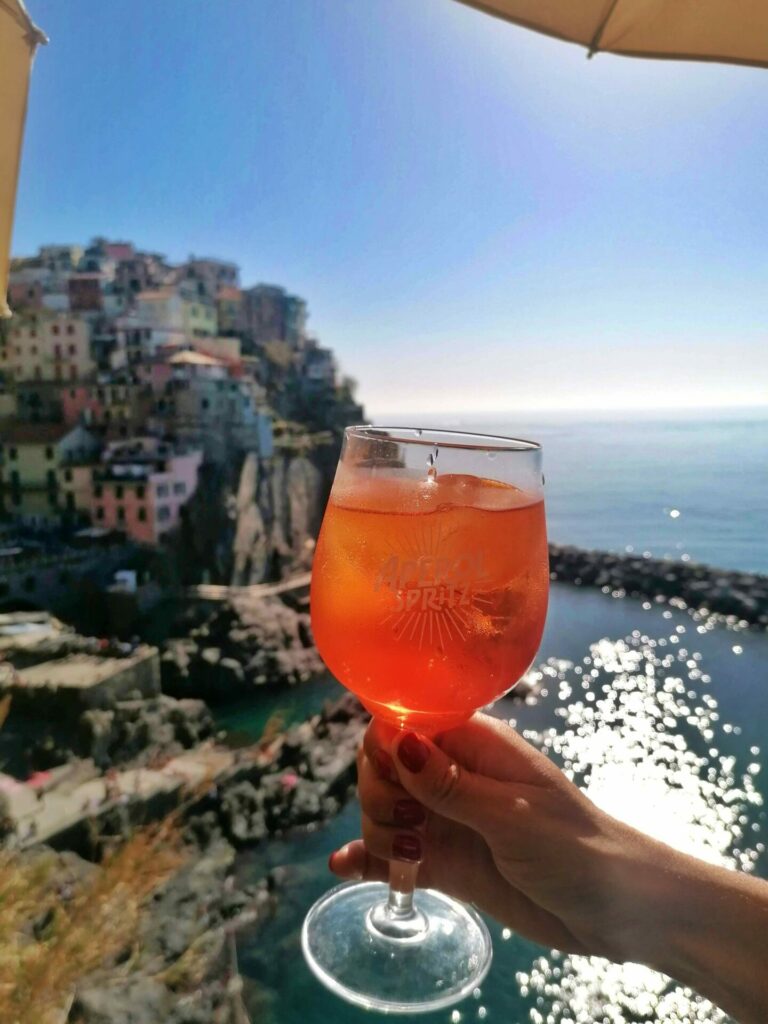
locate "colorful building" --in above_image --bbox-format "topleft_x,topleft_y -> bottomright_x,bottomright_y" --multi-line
133,289 -> 185,347
243,284 -> 307,350
87,437 -> 203,544
68,273 -> 104,312
181,297 -> 217,338
178,257 -> 239,300
60,380 -> 153,433
0,312 -> 95,383
0,422 -> 99,523
215,285 -> 245,336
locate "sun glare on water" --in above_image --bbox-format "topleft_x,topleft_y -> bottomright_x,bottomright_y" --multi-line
508,631 -> 763,1024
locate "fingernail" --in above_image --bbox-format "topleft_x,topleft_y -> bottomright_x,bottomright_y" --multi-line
398,733 -> 430,773
328,850 -> 340,873
393,799 -> 426,827
392,833 -> 422,862
372,749 -> 396,781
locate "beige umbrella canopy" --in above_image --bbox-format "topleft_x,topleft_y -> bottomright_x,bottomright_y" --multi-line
0,0 -> 46,318
456,0 -> 768,69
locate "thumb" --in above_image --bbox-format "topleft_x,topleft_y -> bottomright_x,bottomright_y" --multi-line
389,730 -> 509,835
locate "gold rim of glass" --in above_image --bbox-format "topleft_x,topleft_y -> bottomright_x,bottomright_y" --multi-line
346,425 -> 541,452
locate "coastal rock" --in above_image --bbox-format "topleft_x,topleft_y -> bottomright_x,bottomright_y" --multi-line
548,544 -> 768,628
160,595 -> 322,702
77,696 -> 214,770
166,450 -> 330,588
68,839 -> 269,1024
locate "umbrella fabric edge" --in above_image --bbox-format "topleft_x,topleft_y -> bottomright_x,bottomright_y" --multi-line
452,0 -> 768,70
0,0 -> 46,318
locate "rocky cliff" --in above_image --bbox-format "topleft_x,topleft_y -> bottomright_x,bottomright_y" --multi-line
165,450 -> 329,588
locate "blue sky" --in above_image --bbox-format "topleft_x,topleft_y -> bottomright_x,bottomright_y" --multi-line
14,0 -> 768,415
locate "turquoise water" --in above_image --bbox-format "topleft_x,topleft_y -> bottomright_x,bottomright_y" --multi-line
381,411 -> 768,574
232,584 -> 768,1024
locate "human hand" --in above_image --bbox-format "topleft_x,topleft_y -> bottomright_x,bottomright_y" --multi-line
329,713 -> 675,963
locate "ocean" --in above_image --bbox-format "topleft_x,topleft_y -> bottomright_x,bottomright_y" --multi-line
375,410 -> 768,574
231,409 -> 768,1024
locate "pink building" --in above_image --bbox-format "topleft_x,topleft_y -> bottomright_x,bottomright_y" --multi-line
89,437 -> 202,544
135,356 -> 174,396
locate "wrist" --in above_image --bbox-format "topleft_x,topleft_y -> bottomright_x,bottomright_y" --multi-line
603,822 -> 768,1024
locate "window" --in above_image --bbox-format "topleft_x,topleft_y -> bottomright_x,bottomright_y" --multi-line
54,344 -> 62,358
201,398 -> 210,411
94,484 -> 103,498
96,506 -> 104,520
52,324 -> 60,335
156,484 -> 169,498
45,446 -> 54,460
115,484 -> 124,499
136,485 -> 145,499
46,469 -> 57,488
64,468 -> 72,482
157,505 -> 171,521
31,345 -> 38,355
66,324 -> 75,335
30,329 -> 36,338
68,344 -> 76,355
138,507 -> 147,522
69,366 -> 77,381
117,506 -> 125,522
9,447 -> 17,460
173,481 -> 186,496
65,494 -> 75,512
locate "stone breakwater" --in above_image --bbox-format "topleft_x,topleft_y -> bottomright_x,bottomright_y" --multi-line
548,544 -> 768,628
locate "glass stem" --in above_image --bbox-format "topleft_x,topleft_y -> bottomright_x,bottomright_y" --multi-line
388,859 -> 419,918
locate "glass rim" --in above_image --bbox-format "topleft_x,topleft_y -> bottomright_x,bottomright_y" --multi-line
345,424 -> 541,452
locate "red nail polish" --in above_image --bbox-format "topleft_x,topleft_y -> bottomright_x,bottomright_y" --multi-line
398,733 -> 430,773
372,749 -> 396,781
328,850 -> 339,873
392,833 -> 422,862
393,799 -> 426,827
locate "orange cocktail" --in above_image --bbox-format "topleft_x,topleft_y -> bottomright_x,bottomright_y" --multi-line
311,467 -> 549,732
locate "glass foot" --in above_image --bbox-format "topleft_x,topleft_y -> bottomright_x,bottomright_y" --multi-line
301,881 -> 492,1014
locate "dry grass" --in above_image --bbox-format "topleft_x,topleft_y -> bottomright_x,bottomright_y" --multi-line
0,818 -> 187,1024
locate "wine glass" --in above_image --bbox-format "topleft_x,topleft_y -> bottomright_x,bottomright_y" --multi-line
302,426 -> 548,1014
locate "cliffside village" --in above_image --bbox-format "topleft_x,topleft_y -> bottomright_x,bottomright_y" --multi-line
0,238 -> 359,608
0,239 -> 362,858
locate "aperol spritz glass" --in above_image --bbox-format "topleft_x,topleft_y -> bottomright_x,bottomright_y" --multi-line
302,426 -> 548,1013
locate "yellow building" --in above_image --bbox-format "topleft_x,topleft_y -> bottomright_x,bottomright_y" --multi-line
0,312 -> 94,383
0,422 -> 98,523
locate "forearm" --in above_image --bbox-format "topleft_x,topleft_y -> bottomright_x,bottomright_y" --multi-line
615,830 -> 768,1023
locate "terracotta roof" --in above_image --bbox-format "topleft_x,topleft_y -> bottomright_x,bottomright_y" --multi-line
0,422 -> 80,445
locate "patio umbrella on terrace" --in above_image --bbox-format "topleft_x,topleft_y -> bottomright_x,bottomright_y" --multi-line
455,0 -> 768,69
0,0 -> 46,318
